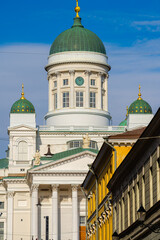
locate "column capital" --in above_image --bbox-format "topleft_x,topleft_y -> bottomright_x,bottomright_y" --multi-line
7,191 -> 14,198
85,70 -> 91,76
31,184 -> 39,192
51,184 -> 59,191
55,71 -> 61,77
69,70 -> 75,75
71,184 -> 79,191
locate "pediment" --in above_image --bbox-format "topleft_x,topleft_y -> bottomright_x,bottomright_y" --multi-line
8,124 -> 37,131
29,150 -> 97,174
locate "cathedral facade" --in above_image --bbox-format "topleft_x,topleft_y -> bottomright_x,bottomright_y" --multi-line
0,2 -> 154,240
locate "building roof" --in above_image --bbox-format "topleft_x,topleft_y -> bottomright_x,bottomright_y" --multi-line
119,119 -> 127,126
40,147 -> 98,161
49,17 -> 106,55
108,127 -> 146,140
0,158 -> 8,169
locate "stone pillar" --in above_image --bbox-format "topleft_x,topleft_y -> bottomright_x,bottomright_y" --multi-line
51,184 -> 59,240
31,184 -> 39,240
72,185 -> 79,240
104,74 -> 109,111
55,72 -> 61,109
85,71 -> 91,108
7,191 -> 14,240
98,72 -> 102,110
69,70 -> 75,108
48,75 -> 52,112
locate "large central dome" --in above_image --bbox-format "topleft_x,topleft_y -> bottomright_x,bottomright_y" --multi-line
49,17 -> 106,55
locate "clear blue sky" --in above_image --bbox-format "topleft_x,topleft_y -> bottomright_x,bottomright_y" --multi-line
0,0 -> 160,157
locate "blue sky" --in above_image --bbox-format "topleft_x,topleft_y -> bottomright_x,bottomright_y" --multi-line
0,0 -> 160,157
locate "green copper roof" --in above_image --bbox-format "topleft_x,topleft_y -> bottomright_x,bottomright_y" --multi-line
10,98 -> 35,113
40,147 -> 98,161
128,99 -> 152,114
0,158 -> 8,169
119,119 -> 127,126
49,18 -> 106,55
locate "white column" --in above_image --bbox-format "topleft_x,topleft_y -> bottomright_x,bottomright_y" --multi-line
48,75 -> 52,112
98,72 -> 102,110
31,184 -> 39,240
51,184 -> 59,240
104,73 -> 109,111
7,191 -> 14,240
85,71 -> 91,108
55,72 -> 61,109
72,185 -> 79,240
69,70 -> 75,108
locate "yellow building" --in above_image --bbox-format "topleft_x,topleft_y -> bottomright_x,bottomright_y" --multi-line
81,128 -> 144,240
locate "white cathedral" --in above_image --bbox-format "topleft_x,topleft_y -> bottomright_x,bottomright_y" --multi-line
0,2 -> 154,240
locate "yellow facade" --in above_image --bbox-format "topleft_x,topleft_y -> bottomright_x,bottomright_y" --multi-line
86,143 -> 132,240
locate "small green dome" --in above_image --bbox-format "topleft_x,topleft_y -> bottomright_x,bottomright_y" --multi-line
49,18 -> 106,55
128,99 -> 152,114
10,85 -> 35,114
10,99 -> 35,113
119,119 -> 127,126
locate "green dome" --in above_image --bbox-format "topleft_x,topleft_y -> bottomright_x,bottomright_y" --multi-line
49,18 -> 106,55
10,97 -> 35,114
119,119 -> 127,126
128,99 -> 152,114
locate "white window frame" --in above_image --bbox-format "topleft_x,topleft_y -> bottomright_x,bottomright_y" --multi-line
18,141 -> 28,161
54,81 -> 57,88
63,79 -> 68,86
91,79 -> 96,86
90,92 -> 96,108
0,222 -> 4,240
63,92 -> 69,108
54,93 -> 57,109
76,91 -> 83,107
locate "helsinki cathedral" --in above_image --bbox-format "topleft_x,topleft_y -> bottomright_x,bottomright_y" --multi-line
0,1 -> 153,240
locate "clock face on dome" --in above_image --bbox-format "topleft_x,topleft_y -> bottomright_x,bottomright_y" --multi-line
75,77 -> 84,86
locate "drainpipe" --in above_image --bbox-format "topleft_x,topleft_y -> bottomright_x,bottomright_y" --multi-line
104,140 -> 117,171
80,187 -> 88,240
89,167 -> 99,240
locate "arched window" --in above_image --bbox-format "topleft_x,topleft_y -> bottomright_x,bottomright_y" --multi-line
18,141 -> 28,160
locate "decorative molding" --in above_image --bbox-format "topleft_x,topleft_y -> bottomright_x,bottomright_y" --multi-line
31,184 -> 39,192
69,70 -> 75,75
71,184 -> 79,191
55,71 -> 61,77
7,191 -> 14,198
51,184 -> 59,191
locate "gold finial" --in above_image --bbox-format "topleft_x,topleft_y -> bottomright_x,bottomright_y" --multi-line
126,106 -> 128,117
21,84 -> 25,99
138,84 -> 142,100
75,0 -> 80,18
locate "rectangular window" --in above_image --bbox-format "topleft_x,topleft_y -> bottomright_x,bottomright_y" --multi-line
80,216 -> 86,226
119,201 -> 121,233
132,187 -> 135,222
63,92 -> 69,108
0,222 -> 4,240
122,197 -> 125,231
76,92 -> 83,107
142,175 -> 145,207
0,202 -> 4,209
54,93 -> 57,109
63,79 -> 68,86
54,81 -> 57,88
91,79 -> 95,86
90,92 -> 96,108
136,182 -> 139,211
127,192 -> 130,226
150,167 -> 153,207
